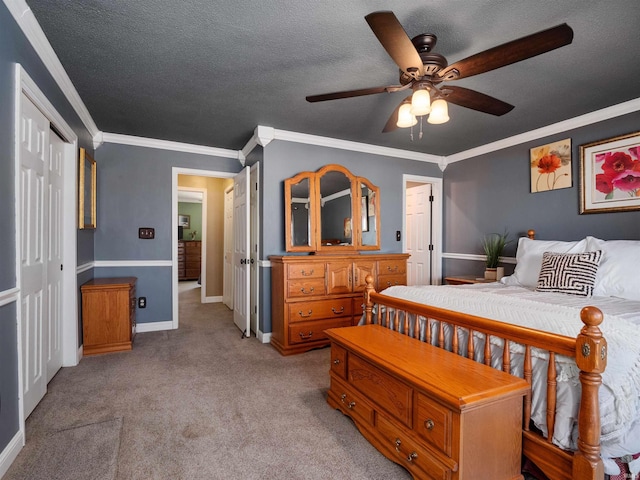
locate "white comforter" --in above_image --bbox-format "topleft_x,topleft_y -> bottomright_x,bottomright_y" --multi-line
372,283 -> 640,474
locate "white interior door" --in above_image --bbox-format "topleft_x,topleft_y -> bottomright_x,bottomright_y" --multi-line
249,164 -> 259,335
406,183 -> 432,285
223,186 -> 234,310
46,131 -> 64,382
19,93 -> 50,418
232,167 -> 250,336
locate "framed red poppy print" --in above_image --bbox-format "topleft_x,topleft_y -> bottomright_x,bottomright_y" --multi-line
530,138 -> 572,193
580,130 -> 640,214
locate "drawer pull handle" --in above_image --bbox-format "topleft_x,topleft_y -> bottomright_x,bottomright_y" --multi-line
395,439 -> 418,463
340,393 -> 347,403
387,265 -> 399,272
333,359 -> 341,365
347,401 -> 356,409
298,309 -> 312,318
299,331 -> 313,340
331,306 -> 345,314
300,287 -> 315,294
301,269 -> 314,276
424,419 -> 435,430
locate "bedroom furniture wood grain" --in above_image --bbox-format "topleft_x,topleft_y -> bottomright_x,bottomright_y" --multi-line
269,253 -> 409,355
81,277 -> 137,355
178,240 -> 201,280
444,275 -> 493,285
326,324 -> 530,480
361,276 -> 607,480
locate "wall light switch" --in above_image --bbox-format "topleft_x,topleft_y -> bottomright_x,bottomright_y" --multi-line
396,230 -> 401,241
139,227 -> 155,239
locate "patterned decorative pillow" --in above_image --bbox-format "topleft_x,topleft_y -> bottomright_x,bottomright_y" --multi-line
536,250 -> 602,296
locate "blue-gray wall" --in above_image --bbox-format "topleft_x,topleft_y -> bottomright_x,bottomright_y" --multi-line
93,143 -> 240,324
443,110 -> 640,279
0,1 -> 94,456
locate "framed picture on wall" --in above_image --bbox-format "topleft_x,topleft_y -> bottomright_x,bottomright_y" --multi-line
580,130 -> 640,214
530,138 -> 572,193
178,214 -> 190,228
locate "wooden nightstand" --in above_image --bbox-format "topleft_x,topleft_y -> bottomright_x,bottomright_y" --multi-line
444,275 -> 494,285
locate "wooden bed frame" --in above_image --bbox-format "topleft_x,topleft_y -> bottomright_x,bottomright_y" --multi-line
362,277 -> 607,480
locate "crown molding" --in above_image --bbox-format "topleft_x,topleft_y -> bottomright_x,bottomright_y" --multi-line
99,132 -> 239,159
447,97 -> 640,164
4,0 -> 99,138
272,128 -> 444,164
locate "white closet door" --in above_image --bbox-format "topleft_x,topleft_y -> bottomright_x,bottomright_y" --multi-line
232,167 -> 250,336
19,92 -> 50,418
406,183 -> 432,285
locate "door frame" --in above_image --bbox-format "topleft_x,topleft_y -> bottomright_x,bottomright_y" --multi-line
177,187 -> 207,303
171,168 -> 235,329
14,65 -> 79,432
402,175 -> 443,285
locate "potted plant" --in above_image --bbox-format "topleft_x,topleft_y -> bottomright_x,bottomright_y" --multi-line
482,231 -> 510,280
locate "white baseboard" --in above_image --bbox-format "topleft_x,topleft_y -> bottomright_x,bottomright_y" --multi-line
136,321 -> 174,333
203,296 -> 222,303
256,331 -> 271,344
0,430 -> 24,478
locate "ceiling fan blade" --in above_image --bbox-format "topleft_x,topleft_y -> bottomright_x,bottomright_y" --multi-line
437,23 -> 573,81
365,11 -> 424,80
382,96 -> 412,133
440,86 -> 514,116
306,84 -> 404,103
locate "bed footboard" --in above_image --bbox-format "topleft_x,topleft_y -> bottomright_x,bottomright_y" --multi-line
363,276 -> 606,480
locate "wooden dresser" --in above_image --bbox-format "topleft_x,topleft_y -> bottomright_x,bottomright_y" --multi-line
269,253 -> 409,355
81,277 -> 137,355
178,240 -> 201,280
326,325 -> 530,480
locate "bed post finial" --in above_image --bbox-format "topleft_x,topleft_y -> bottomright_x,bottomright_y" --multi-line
573,306 -> 606,480
527,229 -> 535,239
364,275 -> 375,325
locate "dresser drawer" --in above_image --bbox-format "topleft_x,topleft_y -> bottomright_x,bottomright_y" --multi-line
288,318 -> 351,345
348,354 -> 413,427
287,263 -> 324,279
286,278 -> 326,298
376,413 -> 452,480
378,259 -> 406,275
330,375 -> 375,426
415,393 -> 453,457
287,298 -> 352,323
377,274 -> 406,291
330,343 -> 347,379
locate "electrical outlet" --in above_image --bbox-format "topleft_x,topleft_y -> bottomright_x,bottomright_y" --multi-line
138,297 -> 146,308
138,227 -> 155,239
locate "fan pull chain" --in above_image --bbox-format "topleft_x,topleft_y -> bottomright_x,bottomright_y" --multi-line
410,123 -> 414,141
419,117 -> 424,140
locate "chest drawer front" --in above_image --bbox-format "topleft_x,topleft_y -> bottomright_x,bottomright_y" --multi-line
376,414 -> 451,480
330,344 -> 347,379
348,355 -> 413,427
287,263 -> 324,279
330,375 -> 375,426
286,278 -> 326,298
378,259 -> 406,275
287,298 -> 352,323
377,274 -> 406,291
415,393 -> 453,457
289,318 -> 351,345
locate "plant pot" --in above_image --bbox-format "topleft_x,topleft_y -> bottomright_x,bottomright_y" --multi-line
496,266 -> 505,281
484,268 -> 497,280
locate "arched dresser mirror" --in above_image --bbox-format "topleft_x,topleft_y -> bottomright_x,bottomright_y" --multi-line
284,164 -> 380,253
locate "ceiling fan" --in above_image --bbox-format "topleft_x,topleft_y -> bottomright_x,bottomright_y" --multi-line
306,11 -> 573,135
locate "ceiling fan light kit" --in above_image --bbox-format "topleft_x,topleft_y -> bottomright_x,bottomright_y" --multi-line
306,11 -> 573,139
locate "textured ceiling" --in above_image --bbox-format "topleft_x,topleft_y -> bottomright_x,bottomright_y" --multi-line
26,0 -> 640,156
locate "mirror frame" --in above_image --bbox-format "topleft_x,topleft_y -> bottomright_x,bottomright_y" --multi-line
78,147 -> 97,229
284,170 -> 316,252
356,178 -> 381,251
284,164 -> 380,252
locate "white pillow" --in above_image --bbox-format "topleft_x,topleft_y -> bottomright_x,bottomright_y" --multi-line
586,236 -> 640,300
501,237 -> 588,288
